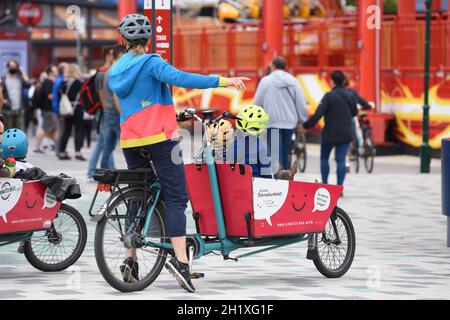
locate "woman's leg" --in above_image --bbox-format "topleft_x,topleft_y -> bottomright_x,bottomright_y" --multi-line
335,143 -> 351,185
58,116 -> 73,154
148,141 -> 189,264
320,141 -> 334,184
74,106 -> 84,153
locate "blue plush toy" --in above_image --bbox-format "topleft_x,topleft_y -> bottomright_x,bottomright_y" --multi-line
0,128 -> 29,160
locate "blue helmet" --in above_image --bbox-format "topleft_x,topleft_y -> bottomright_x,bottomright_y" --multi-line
0,128 -> 28,159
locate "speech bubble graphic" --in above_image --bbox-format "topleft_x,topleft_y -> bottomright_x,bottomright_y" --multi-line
253,178 -> 289,226
0,179 -> 24,223
42,188 -> 57,210
313,188 -> 331,213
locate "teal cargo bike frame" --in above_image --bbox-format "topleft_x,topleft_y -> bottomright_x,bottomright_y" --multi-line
124,110 -> 311,262
91,108 -> 355,292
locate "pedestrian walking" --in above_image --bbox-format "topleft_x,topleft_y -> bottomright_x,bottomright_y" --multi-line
100,45 -> 125,169
0,59 -> 30,130
86,46 -> 115,179
58,63 -> 85,161
303,70 -> 358,188
34,65 -> 59,153
253,56 -> 308,170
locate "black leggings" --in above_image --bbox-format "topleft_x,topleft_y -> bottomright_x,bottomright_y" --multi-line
59,105 -> 84,153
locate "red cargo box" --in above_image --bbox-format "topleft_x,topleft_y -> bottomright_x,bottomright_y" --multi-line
0,179 -> 61,235
185,164 -> 343,238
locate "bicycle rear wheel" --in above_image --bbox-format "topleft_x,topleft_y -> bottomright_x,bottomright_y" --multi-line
94,189 -> 168,292
23,204 -> 87,272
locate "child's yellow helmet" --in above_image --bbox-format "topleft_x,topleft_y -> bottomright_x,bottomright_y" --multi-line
236,105 -> 269,136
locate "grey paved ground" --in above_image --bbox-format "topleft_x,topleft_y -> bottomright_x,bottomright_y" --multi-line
0,137 -> 447,300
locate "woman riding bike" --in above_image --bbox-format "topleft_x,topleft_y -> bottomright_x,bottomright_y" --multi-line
109,13 -> 248,293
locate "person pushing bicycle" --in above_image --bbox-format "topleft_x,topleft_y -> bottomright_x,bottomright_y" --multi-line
109,14 -> 248,292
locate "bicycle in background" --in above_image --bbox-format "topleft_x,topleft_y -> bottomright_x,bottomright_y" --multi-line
349,112 -> 376,174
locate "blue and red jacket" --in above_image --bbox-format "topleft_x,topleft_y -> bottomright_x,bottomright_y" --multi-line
109,52 -> 227,148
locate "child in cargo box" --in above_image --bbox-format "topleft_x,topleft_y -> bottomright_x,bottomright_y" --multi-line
211,105 -> 273,178
0,124 -> 33,177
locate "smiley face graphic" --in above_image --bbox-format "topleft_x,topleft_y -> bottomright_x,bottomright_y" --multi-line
25,191 -> 39,209
292,193 -> 307,212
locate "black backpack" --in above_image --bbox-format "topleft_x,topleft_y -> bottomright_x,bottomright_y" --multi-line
79,68 -> 106,115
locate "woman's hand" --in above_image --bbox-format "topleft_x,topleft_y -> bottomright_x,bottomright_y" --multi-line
226,77 -> 250,91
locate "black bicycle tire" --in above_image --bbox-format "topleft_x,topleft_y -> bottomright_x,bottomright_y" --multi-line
23,204 -> 87,272
312,207 -> 356,278
94,189 -> 168,292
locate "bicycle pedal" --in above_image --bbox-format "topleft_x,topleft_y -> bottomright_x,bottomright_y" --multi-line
190,272 -> 205,279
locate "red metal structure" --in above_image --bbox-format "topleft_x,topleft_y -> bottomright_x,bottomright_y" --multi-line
117,1 -> 450,149
263,0 -> 284,65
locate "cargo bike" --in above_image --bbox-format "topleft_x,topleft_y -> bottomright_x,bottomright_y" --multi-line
90,109 -> 356,292
0,179 -> 87,271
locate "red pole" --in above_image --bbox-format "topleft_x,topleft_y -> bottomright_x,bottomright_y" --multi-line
263,0 -> 284,66
118,0 -> 137,42
357,0 -> 381,107
397,0 -> 417,67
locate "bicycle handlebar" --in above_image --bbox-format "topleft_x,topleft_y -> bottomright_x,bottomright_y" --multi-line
176,109 -> 239,124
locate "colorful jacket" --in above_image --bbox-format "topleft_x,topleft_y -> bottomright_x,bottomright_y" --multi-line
109,53 -> 227,148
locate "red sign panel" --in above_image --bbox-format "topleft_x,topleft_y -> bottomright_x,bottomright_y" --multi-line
144,0 -> 172,63
17,2 -> 43,27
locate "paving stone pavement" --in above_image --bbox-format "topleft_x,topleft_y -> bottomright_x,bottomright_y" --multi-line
0,139 -> 447,300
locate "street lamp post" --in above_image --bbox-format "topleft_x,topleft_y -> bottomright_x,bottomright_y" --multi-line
420,0 -> 433,173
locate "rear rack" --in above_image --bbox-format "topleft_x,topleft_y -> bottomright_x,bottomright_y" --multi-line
89,169 -> 156,218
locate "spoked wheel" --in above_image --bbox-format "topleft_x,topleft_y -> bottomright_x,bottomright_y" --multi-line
363,134 -> 375,174
94,189 -> 168,292
312,207 -> 356,278
23,204 -> 87,272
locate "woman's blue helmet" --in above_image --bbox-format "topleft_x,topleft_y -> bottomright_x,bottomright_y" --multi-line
0,128 -> 28,159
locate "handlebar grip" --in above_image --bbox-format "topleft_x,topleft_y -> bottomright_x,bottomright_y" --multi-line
222,111 -> 239,120
176,112 -> 193,122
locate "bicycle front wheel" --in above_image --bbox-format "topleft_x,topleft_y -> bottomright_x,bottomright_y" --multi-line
312,207 -> 356,278
363,133 -> 375,174
94,189 -> 168,292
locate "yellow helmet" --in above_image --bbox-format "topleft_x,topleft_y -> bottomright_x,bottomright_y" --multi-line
207,119 -> 235,147
236,105 -> 269,136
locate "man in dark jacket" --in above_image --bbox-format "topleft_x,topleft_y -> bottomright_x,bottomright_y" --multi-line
303,70 -> 357,187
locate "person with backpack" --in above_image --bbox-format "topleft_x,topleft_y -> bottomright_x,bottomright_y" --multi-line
85,47 -> 115,180
99,45 -> 125,170
33,65 -> 59,153
58,64 -> 85,161
303,70 -> 358,189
